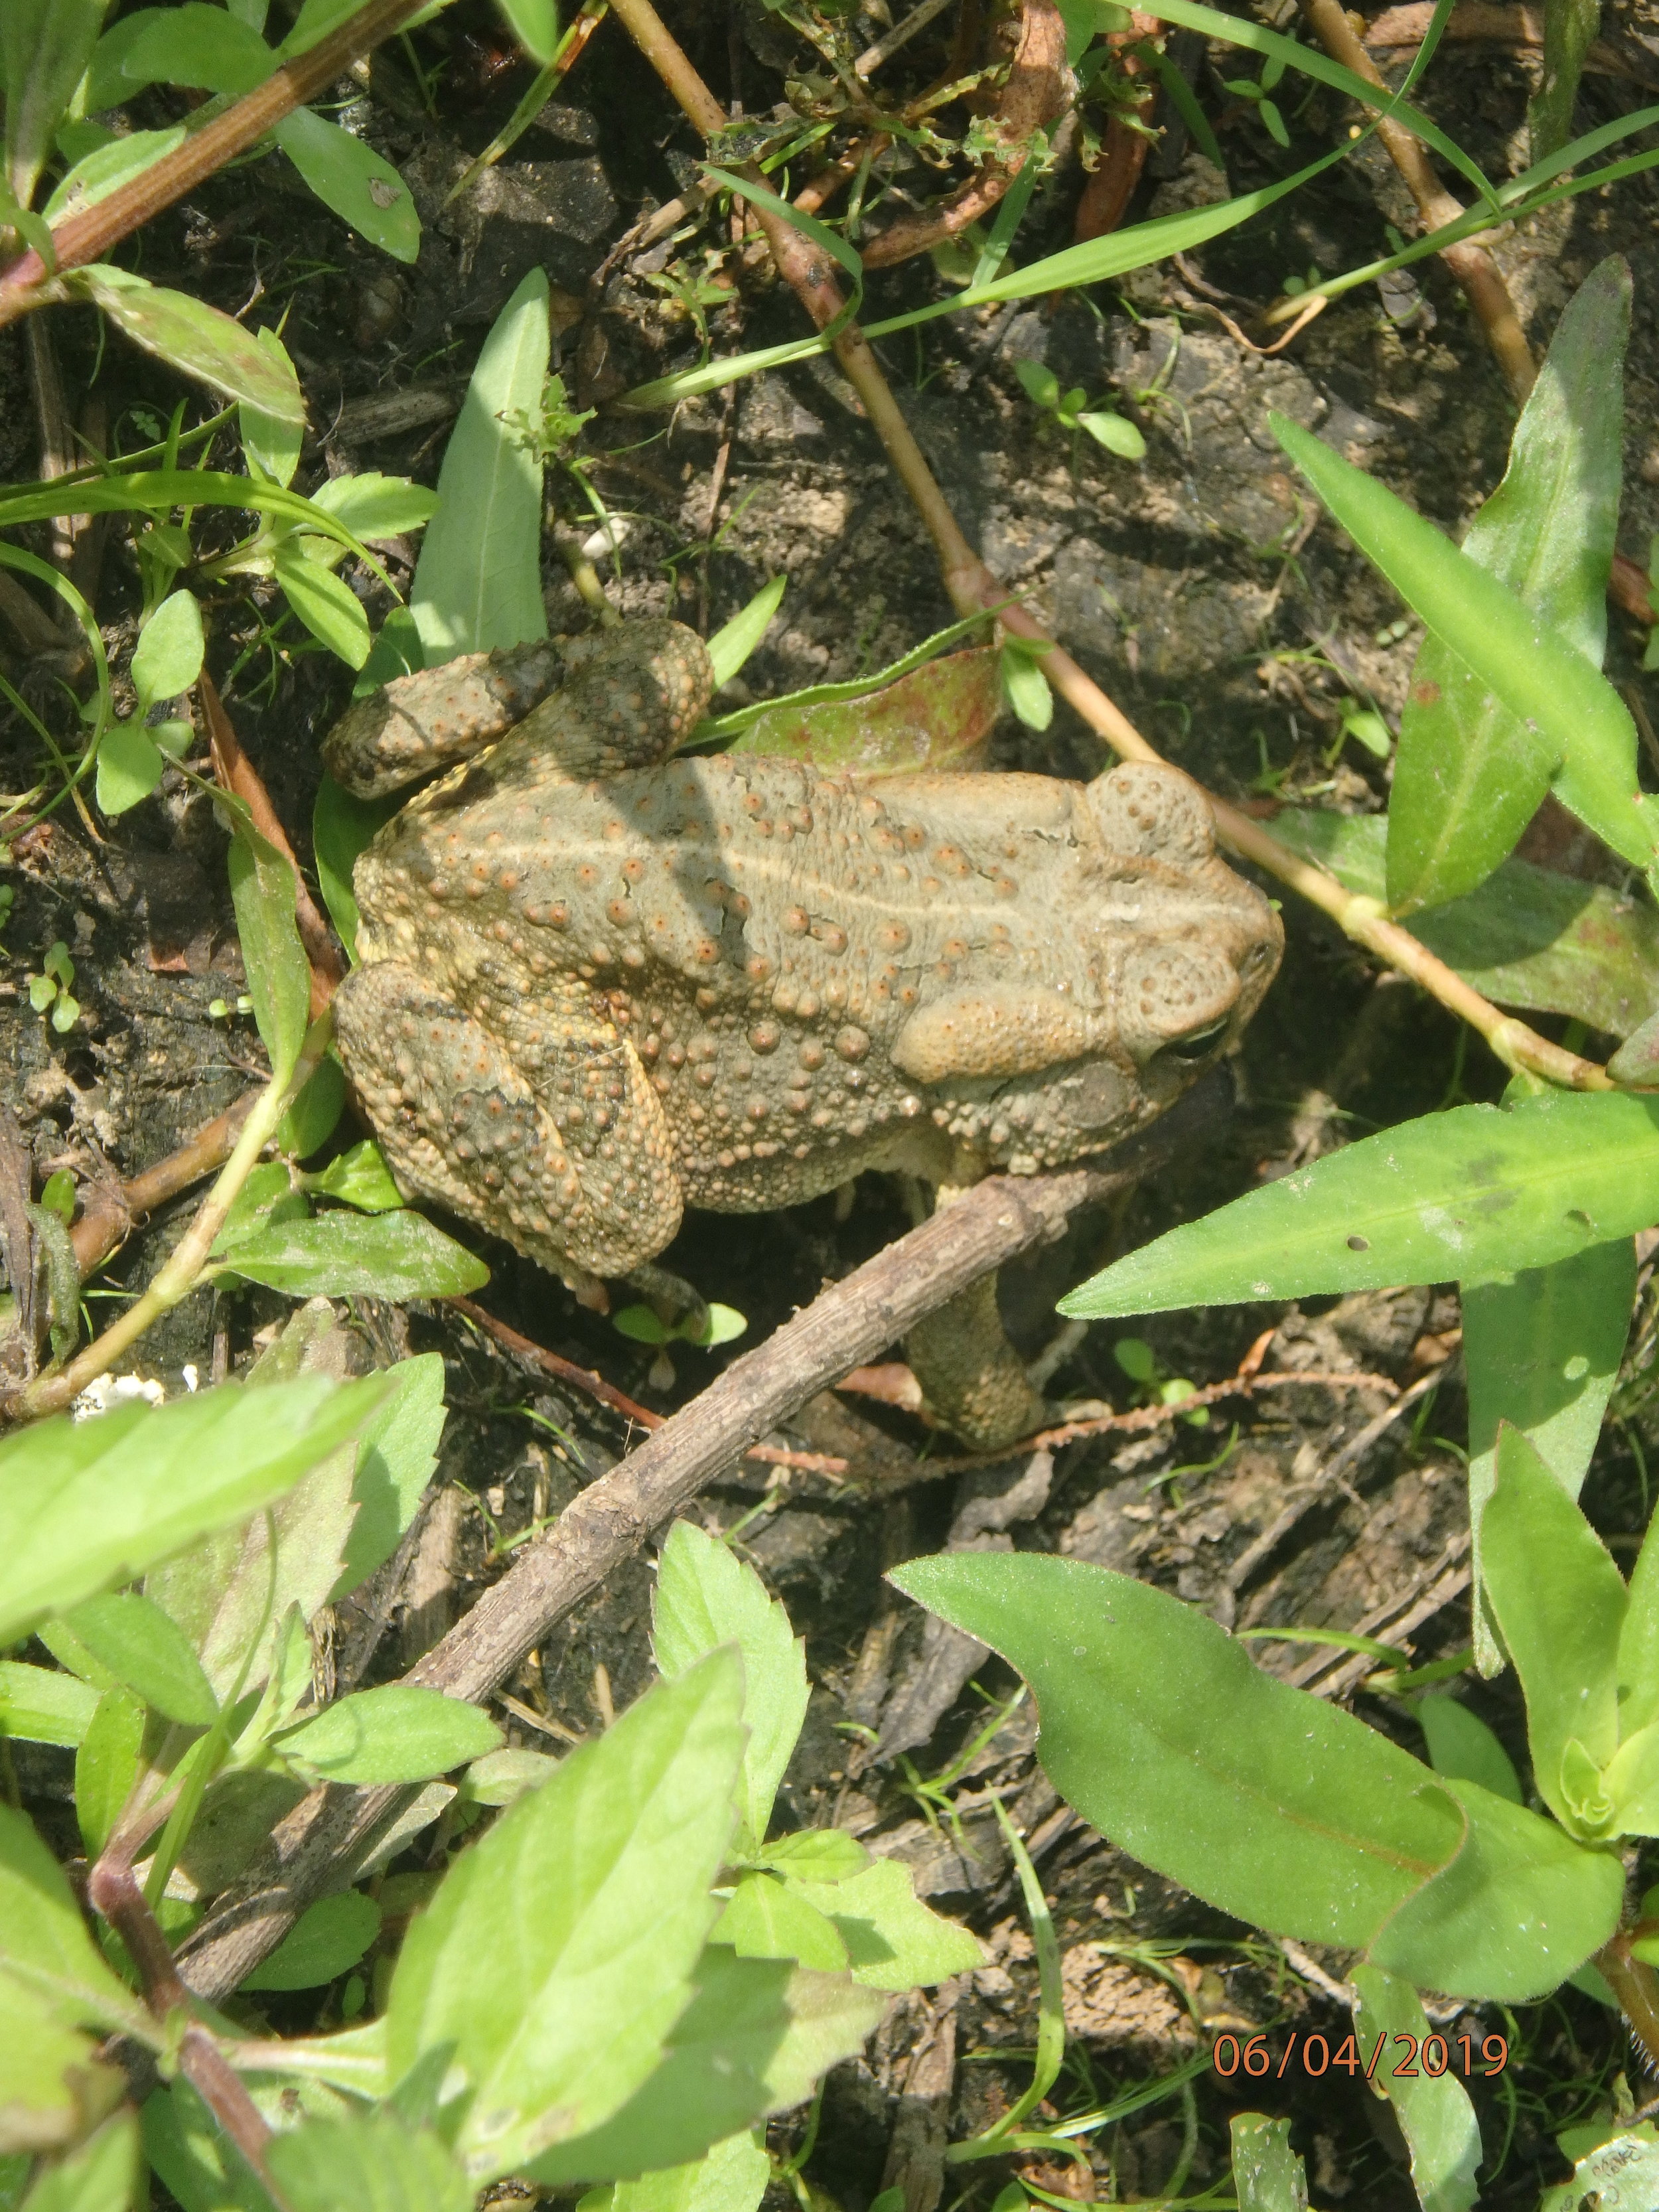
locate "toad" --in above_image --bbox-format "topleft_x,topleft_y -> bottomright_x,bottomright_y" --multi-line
325,619 -> 1281,1447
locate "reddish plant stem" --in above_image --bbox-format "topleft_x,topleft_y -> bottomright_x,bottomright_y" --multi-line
1597,1935 -> 1659,2077
71,1091 -> 259,1276
0,0 -> 439,331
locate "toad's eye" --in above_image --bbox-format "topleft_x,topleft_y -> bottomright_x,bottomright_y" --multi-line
1161,1017 -> 1228,1061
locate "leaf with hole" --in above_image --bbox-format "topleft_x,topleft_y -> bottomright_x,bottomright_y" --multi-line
273,107 -> 419,260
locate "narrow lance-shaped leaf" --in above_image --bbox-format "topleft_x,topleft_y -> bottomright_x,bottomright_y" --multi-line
1272,409 -> 1655,875
1,0 -> 109,206
1350,1967 -> 1481,2212
213,1207 -> 489,1298
1060,1090 -> 1659,1319
226,813 -> 312,1088
1465,1237 -> 1634,1674
1387,259 -> 1630,911
273,108 -> 419,262
274,1684 -> 502,1784
66,267 -> 306,425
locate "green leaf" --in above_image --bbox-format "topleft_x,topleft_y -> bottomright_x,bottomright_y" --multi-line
272,107 -> 419,261
1,0 -> 109,206
265,2110 -> 474,2212
0,1803 -> 150,2040
241,1890 -> 383,1990
1272,411 -> 1654,874
1618,1497 -> 1659,1740
652,1521 -> 809,1856
0,1375 -> 387,1649
308,1138 -> 405,1213
727,646 -> 1003,777
17,2110 -> 141,2212
718,1876 -> 848,1972
212,1206 -> 489,1297
309,472 -> 441,540
75,1687 -> 145,1860
0,1662 -> 98,1749
142,2081 -> 269,2212
67,267 -> 307,425
1077,410 -> 1145,459
273,542 -> 370,668
386,1651 -> 745,2179
494,0 -> 559,61
1416,1694 -> 1522,1805
526,1946 -> 885,2184
411,267 -> 550,659
332,1349 -> 446,1600
1229,2114 -> 1307,2212
589,2132 -> 770,2212
41,125 -> 184,222
1465,1239 -> 1634,1672
1540,2126 -> 1659,2212
276,1684 -> 502,1783
785,1856 -> 983,1990
1479,1424 -> 1626,1826
58,1591 -> 218,1727
705,576 -> 785,689
751,1830 -> 867,1880
1368,1773 -> 1621,1997
94,722 -> 164,817
0,1969 -> 126,2160
278,1051 -> 348,1157
1271,809 -> 1659,1037
1350,1968 -> 1480,2212
1387,260 -> 1630,911
1599,1718 -> 1659,1833
131,588 -> 204,710
117,1 -> 271,93
890,1554 -> 1463,1949
1000,646 -> 1052,731
240,328 -> 305,488
227,812 -> 311,1087
313,773 -> 398,961
1060,1091 -> 1659,1318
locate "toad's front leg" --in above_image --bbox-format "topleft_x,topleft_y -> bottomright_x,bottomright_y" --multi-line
334,961 -> 684,1294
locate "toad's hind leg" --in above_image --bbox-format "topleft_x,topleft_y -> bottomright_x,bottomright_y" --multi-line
906,1272 -> 1048,1453
334,961 -> 684,1289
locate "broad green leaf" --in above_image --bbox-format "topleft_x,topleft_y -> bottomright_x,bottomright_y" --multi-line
1540,2126 -> 1659,2212
1388,259 -> 1630,911
58,1591 -> 218,1726
0,1805 -> 149,2039
213,1207 -> 489,1297
784,1856 -> 982,1990
241,1890 -> 382,1990
705,576 -> 784,689
313,774 -> 398,960
94,722 -> 164,817
411,267 -> 550,658
751,1830 -> 867,1880
1600,1718 -> 1659,1833
0,1662 -> 98,1749
386,1651 -> 745,2179
1479,1424 -> 1626,1826
68,267 -> 306,424
241,329 -> 305,488
276,1684 -> 502,1783
1350,1968 -> 1480,2212
75,1688 -> 145,1860
459,1746 -> 560,1807
117,1 -> 271,92
729,648 -> 1002,776
1229,2114 -> 1307,2212
227,814 -> 311,1087
332,1349 -> 445,1599
1368,1772 -> 1621,1997
0,1972 -> 124,2158
591,2132 -> 770,2212
494,0 -> 559,61
1060,1091 -> 1659,1318
273,108 -> 419,261
1273,411 -> 1654,873
653,1520 -> 808,1854
1416,1694 -> 1522,1805
0,1375 -> 386,1648
1465,1239 -> 1634,1673
1220,808 -> 1659,1038
525,1946 -> 885,2184
274,541 -> 371,668
1,0 -> 109,205
42,125 -> 184,222
279,1051 -> 348,1156
142,2081 -> 269,2212
717,1876 -> 848,1972
890,1554 -> 1463,1949
131,589 -> 204,710
308,1139 -> 405,1214
1619,1499 -> 1659,1739
265,2110 -> 473,2212
309,472 -> 441,539
17,2110 -> 141,2212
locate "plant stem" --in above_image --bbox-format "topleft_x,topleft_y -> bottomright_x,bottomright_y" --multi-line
606,0 -> 1613,1096
1597,1934 -> 1659,2075
15,1011 -> 334,1420
0,0 -> 440,332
